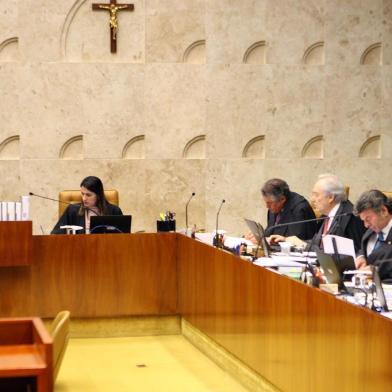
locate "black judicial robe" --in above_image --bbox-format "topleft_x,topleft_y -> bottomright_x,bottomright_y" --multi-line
310,200 -> 366,252
264,191 -> 317,240
51,203 -> 123,234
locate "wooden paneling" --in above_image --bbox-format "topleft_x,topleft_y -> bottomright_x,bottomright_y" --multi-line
0,221 -> 32,266
0,233 -> 177,318
1,232 -> 392,391
0,318 -> 53,392
177,235 -> 392,392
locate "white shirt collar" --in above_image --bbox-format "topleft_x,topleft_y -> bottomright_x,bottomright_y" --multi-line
328,203 -> 341,219
380,217 -> 392,239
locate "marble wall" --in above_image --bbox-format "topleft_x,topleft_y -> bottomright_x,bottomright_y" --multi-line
0,0 -> 391,234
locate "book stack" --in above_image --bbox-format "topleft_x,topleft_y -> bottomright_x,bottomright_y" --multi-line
0,195 -> 29,221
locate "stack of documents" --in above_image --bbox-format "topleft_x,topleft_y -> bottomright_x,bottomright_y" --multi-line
0,196 -> 29,221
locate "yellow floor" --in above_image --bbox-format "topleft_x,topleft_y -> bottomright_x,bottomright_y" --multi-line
56,335 -> 247,392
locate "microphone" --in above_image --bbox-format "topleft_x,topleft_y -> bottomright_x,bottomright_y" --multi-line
29,192 -> 71,206
29,192 -> 96,214
213,199 -> 225,248
268,212 -> 352,230
185,192 -> 195,229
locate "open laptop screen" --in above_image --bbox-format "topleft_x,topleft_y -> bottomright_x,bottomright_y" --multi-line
90,215 -> 132,234
244,218 -> 271,257
373,267 -> 389,312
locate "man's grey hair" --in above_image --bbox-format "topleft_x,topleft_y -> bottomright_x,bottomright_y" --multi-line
317,173 -> 347,203
261,178 -> 290,201
355,190 -> 392,214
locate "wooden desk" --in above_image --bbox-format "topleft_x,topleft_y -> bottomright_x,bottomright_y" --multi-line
0,233 -> 177,317
0,318 -> 53,392
0,221 -> 32,266
177,235 -> 392,392
0,233 -> 391,391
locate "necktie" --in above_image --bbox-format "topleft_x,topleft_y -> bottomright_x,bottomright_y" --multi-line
322,217 -> 330,235
373,232 -> 384,251
274,213 -> 281,225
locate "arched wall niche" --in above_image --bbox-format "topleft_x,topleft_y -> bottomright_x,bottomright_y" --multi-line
122,135 -> 145,159
243,41 -> 267,65
303,42 -> 324,66
359,135 -> 381,158
0,135 -> 20,160
360,43 -> 382,65
301,136 -> 324,159
183,135 -> 206,159
0,37 -> 18,61
183,40 -> 206,64
60,135 -> 83,159
242,136 -> 265,158
60,0 -> 87,58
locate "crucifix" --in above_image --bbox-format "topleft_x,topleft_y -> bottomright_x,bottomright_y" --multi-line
92,0 -> 134,53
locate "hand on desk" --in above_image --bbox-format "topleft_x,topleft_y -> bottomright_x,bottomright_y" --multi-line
268,234 -> 286,245
244,232 -> 257,245
355,256 -> 368,270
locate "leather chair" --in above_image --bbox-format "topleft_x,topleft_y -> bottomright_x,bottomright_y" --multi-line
59,189 -> 119,217
49,310 -> 71,382
382,191 -> 392,200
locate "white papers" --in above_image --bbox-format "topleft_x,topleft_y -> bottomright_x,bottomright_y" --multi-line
195,232 -> 215,245
322,234 -> 356,260
272,252 -> 317,264
343,270 -> 372,275
7,202 -> 15,221
254,257 -> 304,267
224,236 -> 253,248
15,202 -> 22,221
1,202 -> 7,221
195,231 -> 242,247
288,251 -> 317,258
21,195 -> 30,221
0,197 -> 29,221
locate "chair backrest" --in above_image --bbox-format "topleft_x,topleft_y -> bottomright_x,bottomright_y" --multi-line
49,310 -> 71,381
59,189 -> 119,217
311,185 -> 350,218
382,191 -> 392,200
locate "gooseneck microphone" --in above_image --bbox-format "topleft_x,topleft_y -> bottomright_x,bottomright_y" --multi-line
185,192 -> 196,229
29,192 -> 96,214
214,199 -> 225,248
268,212 -> 352,230
29,192 -> 70,206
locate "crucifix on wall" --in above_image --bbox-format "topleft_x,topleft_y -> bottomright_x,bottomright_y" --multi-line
92,0 -> 134,53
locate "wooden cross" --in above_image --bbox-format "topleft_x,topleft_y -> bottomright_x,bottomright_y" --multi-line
92,0 -> 134,53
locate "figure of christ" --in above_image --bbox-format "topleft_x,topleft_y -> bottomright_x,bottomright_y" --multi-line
98,3 -> 130,39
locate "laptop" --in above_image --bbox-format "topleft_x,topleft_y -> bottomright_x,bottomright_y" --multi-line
90,215 -> 132,234
244,218 -> 271,257
316,252 -> 355,291
373,266 -> 389,312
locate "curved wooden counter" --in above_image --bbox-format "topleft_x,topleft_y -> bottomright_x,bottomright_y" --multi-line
0,232 -> 391,391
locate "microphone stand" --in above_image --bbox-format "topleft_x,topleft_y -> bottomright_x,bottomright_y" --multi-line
185,192 -> 195,231
301,229 -> 320,287
29,192 -> 97,215
213,199 -> 225,248
269,212 -> 352,230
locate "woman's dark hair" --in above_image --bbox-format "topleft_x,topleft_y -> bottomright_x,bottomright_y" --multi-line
261,178 -> 290,201
79,176 -> 108,215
